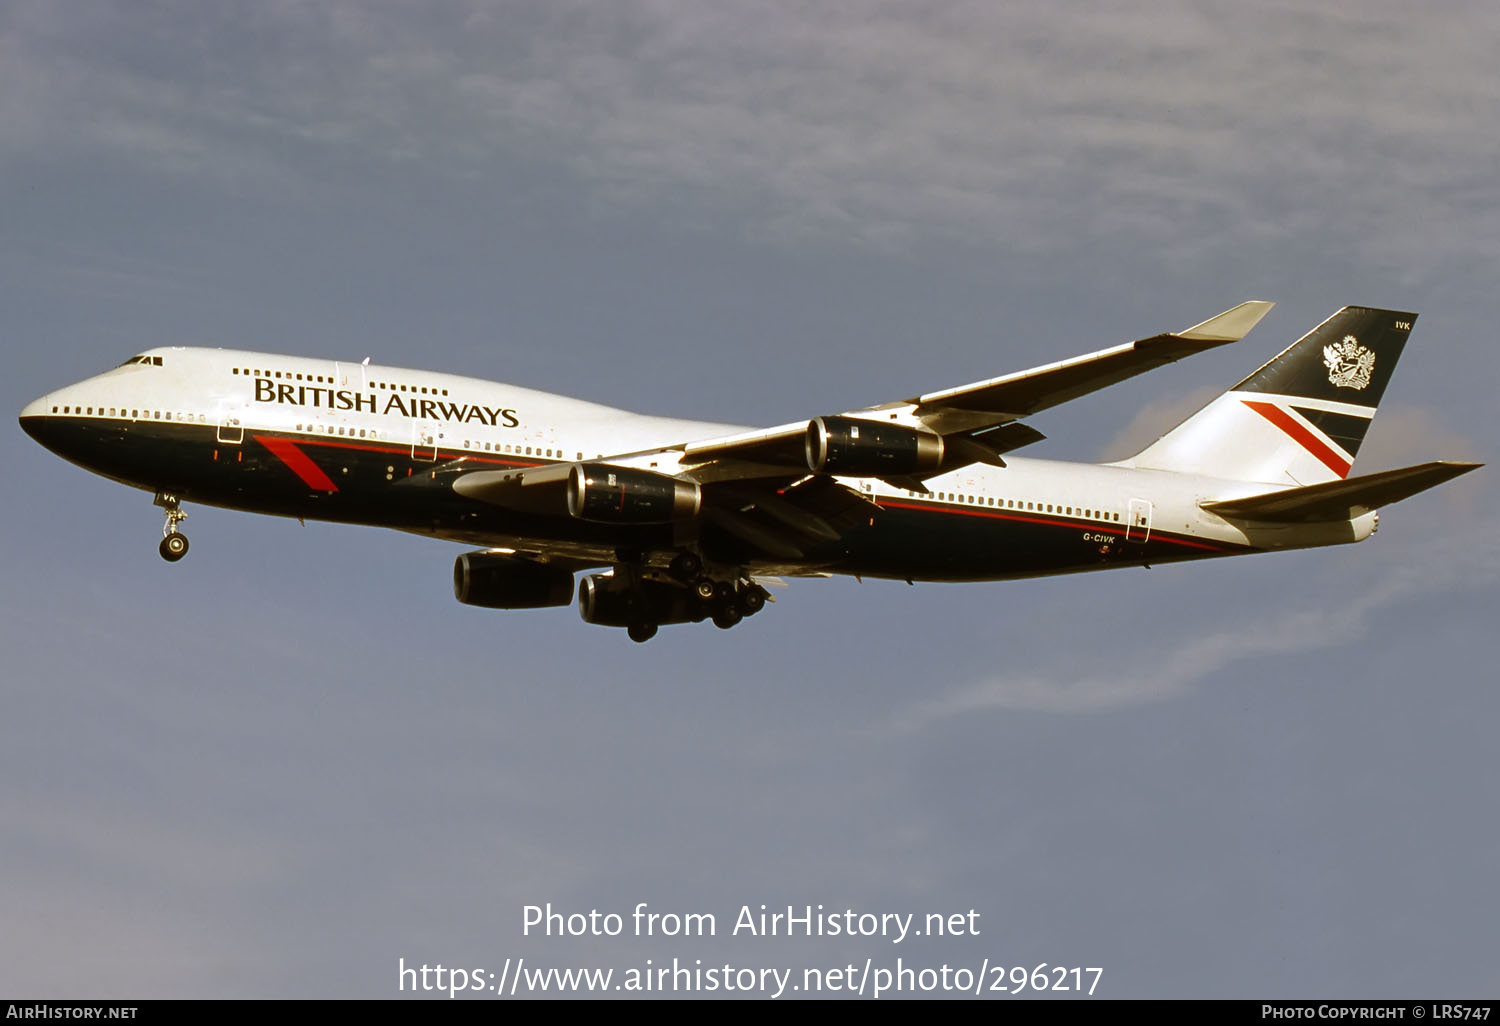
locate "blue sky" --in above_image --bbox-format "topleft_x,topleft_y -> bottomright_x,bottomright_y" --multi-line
3,1 -> 1496,998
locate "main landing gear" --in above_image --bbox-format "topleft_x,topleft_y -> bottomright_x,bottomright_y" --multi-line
154,491 -> 189,563
695,578 -> 765,631
669,549 -> 766,633
607,549 -> 770,643
641,576 -> 767,642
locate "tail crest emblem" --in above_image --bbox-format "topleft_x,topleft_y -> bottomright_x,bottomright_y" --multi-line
1323,336 -> 1375,390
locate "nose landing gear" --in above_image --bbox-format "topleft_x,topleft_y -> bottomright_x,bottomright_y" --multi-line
154,491 -> 189,562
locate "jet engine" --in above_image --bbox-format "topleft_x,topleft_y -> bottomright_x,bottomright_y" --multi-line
453,551 -> 574,609
567,464 -> 701,524
577,574 -> 700,627
805,416 -> 944,476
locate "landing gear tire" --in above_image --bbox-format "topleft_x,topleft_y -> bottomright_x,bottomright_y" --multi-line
627,621 -> 659,644
737,586 -> 765,616
159,533 -> 189,562
670,551 -> 703,582
712,607 -> 743,630
693,577 -> 717,602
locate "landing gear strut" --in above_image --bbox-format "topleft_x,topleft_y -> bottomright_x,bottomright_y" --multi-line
154,491 -> 189,562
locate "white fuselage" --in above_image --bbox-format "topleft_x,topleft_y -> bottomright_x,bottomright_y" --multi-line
21,346 -> 1375,579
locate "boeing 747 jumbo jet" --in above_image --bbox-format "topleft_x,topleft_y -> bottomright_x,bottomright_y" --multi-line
19,303 -> 1479,642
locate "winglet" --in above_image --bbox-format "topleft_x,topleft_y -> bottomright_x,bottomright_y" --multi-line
1179,301 -> 1276,342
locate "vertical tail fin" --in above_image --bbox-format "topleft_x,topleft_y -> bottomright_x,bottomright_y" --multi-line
1127,307 -> 1417,485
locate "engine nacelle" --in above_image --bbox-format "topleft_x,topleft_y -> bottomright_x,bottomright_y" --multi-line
568,464 -> 701,524
578,574 -> 699,628
805,416 -> 944,476
453,552 -> 574,609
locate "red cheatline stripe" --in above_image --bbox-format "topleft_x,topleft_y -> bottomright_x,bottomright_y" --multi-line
1241,400 -> 1351,479
255,434 -> 339,492
293,435 -> 543,468
874,500 -> 1234,551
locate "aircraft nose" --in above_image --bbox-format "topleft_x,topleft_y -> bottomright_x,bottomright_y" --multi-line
19,394 -> 51,441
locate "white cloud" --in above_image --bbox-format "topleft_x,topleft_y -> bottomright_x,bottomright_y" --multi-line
3,2 -> 1497,269
892,530 -> 1499,721
1096,384 -> 1222,461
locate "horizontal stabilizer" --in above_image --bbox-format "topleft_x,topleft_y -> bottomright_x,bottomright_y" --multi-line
1202,461 -> 1481,523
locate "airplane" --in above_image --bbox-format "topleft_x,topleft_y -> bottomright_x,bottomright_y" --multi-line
19,302 -> 1480,642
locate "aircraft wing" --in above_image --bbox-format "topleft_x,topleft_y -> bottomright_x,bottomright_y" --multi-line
900,300 -> 1275,433
673,300 -> 1274,483
450,302 -> 1275,560
448,455 -> 882,564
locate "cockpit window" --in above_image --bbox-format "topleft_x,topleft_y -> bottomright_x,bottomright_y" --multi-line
115,355 -> 164,367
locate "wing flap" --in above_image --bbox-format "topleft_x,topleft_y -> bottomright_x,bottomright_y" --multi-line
1202,460 -> 1481,522
701,474 -> 879,559
940,422 -> 1047,469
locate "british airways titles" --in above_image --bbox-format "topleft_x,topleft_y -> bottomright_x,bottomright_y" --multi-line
252,376 -> 520,428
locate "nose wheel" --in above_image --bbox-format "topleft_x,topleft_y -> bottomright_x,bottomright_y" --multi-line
159,532 -> 190,562
154,491 -> 189,563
